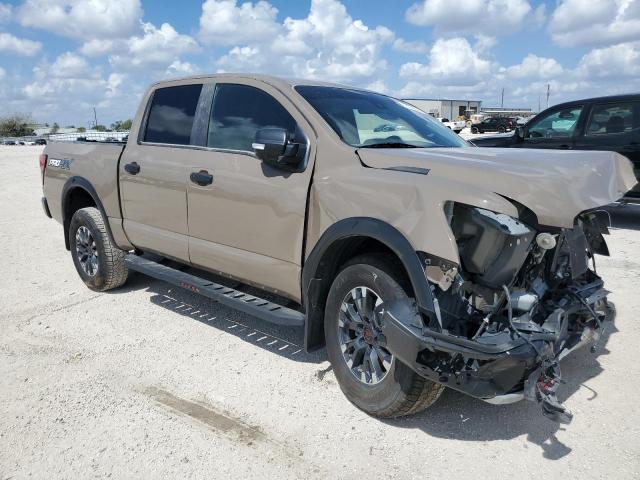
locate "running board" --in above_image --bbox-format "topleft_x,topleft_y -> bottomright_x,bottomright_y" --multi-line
125,254 -> 305,327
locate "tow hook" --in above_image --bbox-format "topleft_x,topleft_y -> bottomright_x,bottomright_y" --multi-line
524,360 -> 573,425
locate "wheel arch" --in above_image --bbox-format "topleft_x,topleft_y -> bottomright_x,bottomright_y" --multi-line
61,176 -> 115,250
301,217 -> 436,351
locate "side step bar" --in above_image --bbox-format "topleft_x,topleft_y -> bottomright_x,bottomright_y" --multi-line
125,254 -> 305,327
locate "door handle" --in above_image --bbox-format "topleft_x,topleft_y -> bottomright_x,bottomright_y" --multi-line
124,162 -> 140,175
190,170 -> 213,186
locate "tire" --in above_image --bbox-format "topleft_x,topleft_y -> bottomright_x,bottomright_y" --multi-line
498,126 -> 506,133
324,255 -> 444,418
471,126 -> 479,134
69,207 -> 128,291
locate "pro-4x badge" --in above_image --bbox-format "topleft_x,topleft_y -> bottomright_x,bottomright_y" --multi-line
48,158 -> 72,170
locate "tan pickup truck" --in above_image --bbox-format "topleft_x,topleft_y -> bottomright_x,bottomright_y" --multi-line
40,74 -> 636,423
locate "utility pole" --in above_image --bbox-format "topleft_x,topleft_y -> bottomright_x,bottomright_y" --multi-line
500,87 -> 504,109
546,84 -> 550,109
93,108 -> 98,129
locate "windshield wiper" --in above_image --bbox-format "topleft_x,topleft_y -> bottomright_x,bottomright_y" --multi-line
357,142 -> 421,149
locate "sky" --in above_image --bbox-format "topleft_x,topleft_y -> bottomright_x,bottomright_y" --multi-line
0,0 -> 639,127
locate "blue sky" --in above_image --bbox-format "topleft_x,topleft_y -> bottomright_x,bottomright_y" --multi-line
0,0 -> 639,127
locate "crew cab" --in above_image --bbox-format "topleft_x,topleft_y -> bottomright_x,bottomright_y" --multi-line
472,94 -> 640,202
40,74 -> 636,423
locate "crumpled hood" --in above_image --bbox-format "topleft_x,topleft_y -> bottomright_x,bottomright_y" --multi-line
358,147 -> 637,227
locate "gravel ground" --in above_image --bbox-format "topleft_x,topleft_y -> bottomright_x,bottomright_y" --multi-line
1,145 -> 639,479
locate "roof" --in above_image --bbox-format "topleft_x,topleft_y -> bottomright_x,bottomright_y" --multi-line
150,73 -> 354,90
549,93 -> 640,108
402,98 -> 482,103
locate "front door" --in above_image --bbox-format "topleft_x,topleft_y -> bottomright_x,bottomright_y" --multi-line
120,83 -> 203,262
185,81 -> 316,301
520,105 -> 584,150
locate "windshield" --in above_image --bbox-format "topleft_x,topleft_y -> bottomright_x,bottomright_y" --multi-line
295,85 -> 467,148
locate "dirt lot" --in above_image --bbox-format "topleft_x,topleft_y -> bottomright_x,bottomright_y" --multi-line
1,145 -> 639,479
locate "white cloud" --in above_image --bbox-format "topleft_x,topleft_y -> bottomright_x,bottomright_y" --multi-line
49,52 -> 92,78
0,66 -> 5,78
399,37 -> 492,86
17,0 -> 143,40
110,22 -> 199,69
405,0 -> 536,36
199,0 -> 279,46
0,32 -> 42,56
79,39 -> 121,57
215,0 -> 394,82
166,60 -> 198,77
505,54 -> 563,79
549,0 -> 640,47
393,38 -> 429,54
575,42 -> 640,78
0,2 -> 12,22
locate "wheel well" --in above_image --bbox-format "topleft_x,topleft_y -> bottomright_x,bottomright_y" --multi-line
304,235 -> 413,351
63,187 -> 96,249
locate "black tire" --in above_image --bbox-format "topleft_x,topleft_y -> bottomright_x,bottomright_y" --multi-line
498,126 -> 506,133
69,207 -> 128,291
471,126 -> 479,134
324,255 -> 444,418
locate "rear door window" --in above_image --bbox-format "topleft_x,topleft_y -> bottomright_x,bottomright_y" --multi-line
207,84 -> 297,152
586,101 -> 640,135
144,84 -> 203,145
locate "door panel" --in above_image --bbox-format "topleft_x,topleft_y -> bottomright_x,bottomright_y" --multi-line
119,83 -> 203,262
185,81 -> 315,302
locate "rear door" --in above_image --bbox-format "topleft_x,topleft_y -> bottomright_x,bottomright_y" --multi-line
577,99 -> 640,199
184,80 -> 316,301
119,82 -> 203,261
520,105 -> 584,150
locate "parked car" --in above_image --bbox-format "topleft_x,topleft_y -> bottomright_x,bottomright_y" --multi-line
471,94 -> 640,202
2,140 -> 16,145
470,116 -> 513,134
34,138 -> 47,145
40,74 -> 635,423
437,117 -> 465,133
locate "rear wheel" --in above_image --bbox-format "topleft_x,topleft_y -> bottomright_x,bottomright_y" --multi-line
69,207 -> 128,291
498,126 -> 506,133
324,255 -> 444,417
471,126 -> 479,134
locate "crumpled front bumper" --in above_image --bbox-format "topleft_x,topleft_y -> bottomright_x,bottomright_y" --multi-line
378,278 -> 611,412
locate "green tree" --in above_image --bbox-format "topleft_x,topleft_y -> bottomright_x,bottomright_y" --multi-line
0,114 -> 35,137
110,119 -> 133,131
51,122 -> 60,134
77,127 -> 86,133
94,124 -> 107,132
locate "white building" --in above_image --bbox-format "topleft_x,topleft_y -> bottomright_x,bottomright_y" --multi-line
403,98 -> 483,120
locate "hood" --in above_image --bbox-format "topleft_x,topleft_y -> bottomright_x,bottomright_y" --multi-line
357,147 -> 637,228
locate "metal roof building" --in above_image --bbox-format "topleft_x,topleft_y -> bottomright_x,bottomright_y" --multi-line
402,98 -> 482,120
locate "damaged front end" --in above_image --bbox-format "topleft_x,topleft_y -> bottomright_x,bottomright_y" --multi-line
379,203 -> 614,424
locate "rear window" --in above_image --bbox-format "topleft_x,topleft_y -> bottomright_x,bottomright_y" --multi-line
144,84 -> 203,145
586,101 -> 640,136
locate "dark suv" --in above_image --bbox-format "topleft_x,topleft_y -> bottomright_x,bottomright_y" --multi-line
472,94 -> 640,202
470,116 -> 513,134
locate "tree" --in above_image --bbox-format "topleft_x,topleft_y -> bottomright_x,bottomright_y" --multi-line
110,119 -> 133,131
51,122 -> 60,134
94,124 -> 107,132
77,127 -> 86,133
0,114 -> 35,137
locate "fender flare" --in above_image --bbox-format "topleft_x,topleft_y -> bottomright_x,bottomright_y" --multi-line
301,217 -> 437,351
61,176 -> 116,250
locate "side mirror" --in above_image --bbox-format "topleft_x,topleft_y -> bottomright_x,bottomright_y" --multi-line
515,126 -> 526,141
252,128 -> 301,169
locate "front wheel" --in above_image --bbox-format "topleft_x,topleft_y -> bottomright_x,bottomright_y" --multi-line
69,207 -> 129,291
471,126 -> 479,134
498,126 -> 506,133
324,255 -> 444,418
